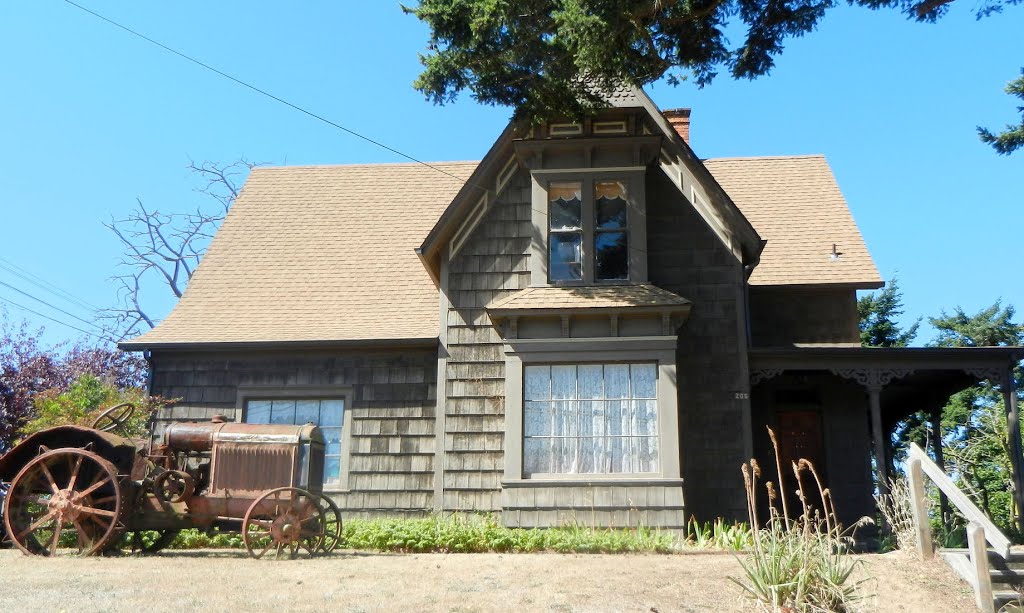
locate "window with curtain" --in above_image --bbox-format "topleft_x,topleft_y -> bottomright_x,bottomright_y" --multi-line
548,182 -> 583,282
547,179 -> 631,283
245,398 -> 345,488
523,363 -> 658,476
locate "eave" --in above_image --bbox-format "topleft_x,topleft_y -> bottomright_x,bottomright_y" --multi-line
119,337 -> 440,353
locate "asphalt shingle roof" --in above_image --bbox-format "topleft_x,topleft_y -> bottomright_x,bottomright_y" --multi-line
124,162 -> 473,347
489,284 -> 691,312
124,154 -> 880,348
703,155 -> 881,287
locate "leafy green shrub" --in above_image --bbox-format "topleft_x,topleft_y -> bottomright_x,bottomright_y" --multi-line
732,428 -> 870,612
160,514 -> 678,554
20,374 -> 168,438
171,530 -> 245,549
338,513 -> 677,554
684,517 -> 753,551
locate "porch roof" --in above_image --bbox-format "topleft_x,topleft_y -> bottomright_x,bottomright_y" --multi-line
750,346 -> 1024,374
749,345 -> 1024,423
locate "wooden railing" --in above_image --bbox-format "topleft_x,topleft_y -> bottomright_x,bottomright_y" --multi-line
908,442 -> 1009,613
907,442 -> 1011,558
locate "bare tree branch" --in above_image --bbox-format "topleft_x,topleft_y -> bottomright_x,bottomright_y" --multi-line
101,159 -> 261,340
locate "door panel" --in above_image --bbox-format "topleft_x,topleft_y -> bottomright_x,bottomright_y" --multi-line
775,409 -> 827,516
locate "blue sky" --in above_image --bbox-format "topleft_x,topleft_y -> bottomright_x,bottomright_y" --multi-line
1,1 -> 1021,347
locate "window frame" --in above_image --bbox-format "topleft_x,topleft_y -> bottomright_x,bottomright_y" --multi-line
530,168 -> 648,287
236,385 -> 354,493
523,361 -> 661,478
502,337 -> 680,484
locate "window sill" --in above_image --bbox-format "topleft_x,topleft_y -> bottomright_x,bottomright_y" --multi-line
502,477 -> 683,488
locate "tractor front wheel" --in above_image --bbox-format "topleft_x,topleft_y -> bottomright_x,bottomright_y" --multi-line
242,487 -> 324,560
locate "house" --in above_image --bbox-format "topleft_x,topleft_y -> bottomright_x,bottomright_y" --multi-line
121,88 -> 1024,531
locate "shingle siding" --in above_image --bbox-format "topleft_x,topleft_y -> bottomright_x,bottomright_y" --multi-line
150,348 -> 438,517
442,171 -> 532,513
647,168 -> 750,522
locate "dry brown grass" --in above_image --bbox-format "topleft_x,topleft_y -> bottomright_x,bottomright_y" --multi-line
0,548 -> 974,612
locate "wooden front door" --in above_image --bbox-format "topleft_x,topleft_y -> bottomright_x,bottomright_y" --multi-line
775,410 -> 827,516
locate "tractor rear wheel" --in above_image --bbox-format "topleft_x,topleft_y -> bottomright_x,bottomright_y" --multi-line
3,448 -> 123,556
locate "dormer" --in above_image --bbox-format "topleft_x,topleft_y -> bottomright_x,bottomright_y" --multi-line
512,114 -> 662,288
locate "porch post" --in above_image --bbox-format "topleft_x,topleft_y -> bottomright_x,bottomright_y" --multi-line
929,406 -> 951,529
869,385 -> 888,494
1002,367 -> 1024,534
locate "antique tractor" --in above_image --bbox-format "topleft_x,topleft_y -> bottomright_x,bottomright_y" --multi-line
0,405 -> 342,559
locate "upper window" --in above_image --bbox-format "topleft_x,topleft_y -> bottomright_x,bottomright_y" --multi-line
594,181 -> 628,281
523,363 -> 659,476
548,183 -> 583,281
548,180 -> 630,283
245,398 -> 345,488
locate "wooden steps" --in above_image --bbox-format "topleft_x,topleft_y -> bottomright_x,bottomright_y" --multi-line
941,547 -> 1024,612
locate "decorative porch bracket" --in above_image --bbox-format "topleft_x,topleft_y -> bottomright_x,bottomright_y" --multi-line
830,368 -> 915,492
749,368 -> 784,386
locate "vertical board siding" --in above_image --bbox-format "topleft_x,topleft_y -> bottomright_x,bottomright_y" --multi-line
149,348 -> 437,517
443,171 -> 532,512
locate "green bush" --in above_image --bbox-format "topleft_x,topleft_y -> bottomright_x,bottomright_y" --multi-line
684,517 -> 753,551
337,514 -> 677,553
158,514 -> 679,554
20,374 -> 167,438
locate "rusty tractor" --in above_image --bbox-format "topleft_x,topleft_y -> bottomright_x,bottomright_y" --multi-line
0,404 -> 342,559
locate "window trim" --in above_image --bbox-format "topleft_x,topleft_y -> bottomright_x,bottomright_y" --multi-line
523,361 -> 661,478
530,168 -> 648,287
236,385 -> 354,493
502,337 -> 679,483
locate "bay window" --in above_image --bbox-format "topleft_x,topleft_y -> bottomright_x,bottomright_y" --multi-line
524,363 -> 659,476
502,337 -> 680,484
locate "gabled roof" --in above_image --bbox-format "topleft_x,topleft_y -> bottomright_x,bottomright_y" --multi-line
418,86 -> 765,277
120,101 -> 881,350
120,163 -> 473,350
704,155 -> 882,288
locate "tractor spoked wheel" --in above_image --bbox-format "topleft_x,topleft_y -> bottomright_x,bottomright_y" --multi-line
242,487 -> 325,560
3,448 -> 122,557
315,494 -> 343,554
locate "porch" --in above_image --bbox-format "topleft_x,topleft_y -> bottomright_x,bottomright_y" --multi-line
748,346 -> 1024,531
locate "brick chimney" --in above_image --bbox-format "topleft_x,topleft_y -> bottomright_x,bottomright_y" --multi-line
662,108 -> 691,145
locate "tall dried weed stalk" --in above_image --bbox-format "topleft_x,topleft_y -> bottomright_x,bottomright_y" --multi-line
732,427 -> 870,612
874,476 -> 916,554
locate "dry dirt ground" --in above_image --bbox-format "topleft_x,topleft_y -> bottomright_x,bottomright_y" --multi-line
0,548 -> 976,612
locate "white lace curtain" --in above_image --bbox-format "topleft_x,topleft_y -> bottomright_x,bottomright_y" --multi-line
524,363 -> 659,475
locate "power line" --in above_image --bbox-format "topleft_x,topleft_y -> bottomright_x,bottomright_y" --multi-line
0,256 -> 101,313
62,0 -> 478,188
0,295 -> 112,343
0,279 -> 108,334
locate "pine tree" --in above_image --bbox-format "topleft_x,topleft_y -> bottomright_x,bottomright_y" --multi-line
858,278 -> 920,348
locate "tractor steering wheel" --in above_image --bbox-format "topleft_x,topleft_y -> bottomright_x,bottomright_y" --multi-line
91,402 -> 137,435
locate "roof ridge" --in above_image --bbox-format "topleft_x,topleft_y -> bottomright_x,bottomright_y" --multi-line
255,160 -> 481,171
703,154 -> 826,162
